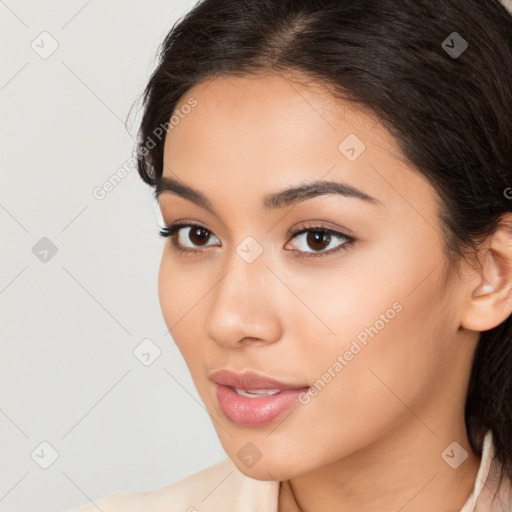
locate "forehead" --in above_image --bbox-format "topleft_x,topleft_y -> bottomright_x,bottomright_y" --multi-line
168,72 -> 385,151
161,73 -> 423,210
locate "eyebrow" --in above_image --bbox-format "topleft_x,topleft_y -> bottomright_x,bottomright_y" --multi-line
154,176 -> 382,214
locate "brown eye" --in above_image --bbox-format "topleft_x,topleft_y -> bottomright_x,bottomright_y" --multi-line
159,222 -> 354,259
305,230 -> 332,252
188,226 -> 212,246
158,222 -> 221,254
286,225 -> 355,258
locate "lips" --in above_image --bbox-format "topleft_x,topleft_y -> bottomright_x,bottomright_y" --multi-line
209,369 -> 310,426
208,369 -> 308,391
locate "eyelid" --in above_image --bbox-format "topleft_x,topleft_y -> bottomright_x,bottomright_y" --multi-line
161,219 -> 352,240
286,220 -> 355,238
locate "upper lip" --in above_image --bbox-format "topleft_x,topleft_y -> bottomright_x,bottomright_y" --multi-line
208,369 -> 309,390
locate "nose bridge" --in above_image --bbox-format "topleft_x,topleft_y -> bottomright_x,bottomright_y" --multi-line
202,239 -> 282,346
218,231 -> 272,304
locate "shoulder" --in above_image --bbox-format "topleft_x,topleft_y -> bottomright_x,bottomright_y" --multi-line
67,457 -> 279,512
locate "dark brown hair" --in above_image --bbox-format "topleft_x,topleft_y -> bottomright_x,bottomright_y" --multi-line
133,0 -> 512,500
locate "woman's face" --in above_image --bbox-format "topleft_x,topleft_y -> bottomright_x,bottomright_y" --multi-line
157,72 -> 477,480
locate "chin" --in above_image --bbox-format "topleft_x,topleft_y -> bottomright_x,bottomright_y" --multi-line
227,448 -> 308,482
231,457 -> 284,481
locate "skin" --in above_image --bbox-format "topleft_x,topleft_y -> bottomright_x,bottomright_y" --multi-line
156,72 -> 512,512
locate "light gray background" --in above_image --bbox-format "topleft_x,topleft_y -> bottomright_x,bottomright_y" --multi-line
0,2 -> 227,511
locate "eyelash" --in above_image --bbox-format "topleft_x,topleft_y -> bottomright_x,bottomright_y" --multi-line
158,221 -> 355,259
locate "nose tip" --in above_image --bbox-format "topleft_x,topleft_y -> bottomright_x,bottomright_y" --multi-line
204,311 -> 281,349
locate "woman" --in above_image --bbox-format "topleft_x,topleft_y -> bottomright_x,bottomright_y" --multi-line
72,0 -> 512,510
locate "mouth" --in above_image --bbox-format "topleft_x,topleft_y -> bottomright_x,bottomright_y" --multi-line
208,369 -> 310,426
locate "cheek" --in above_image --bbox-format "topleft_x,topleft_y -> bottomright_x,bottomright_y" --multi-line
290,230 -> 451,407
268,274 -> 452,475
158,248 -> 204,323
158,251 -> 203,356
157,252 -> 176,327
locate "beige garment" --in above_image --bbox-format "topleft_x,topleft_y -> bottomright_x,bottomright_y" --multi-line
461,430 -> 512,512
501,0 -> 512,14
69,430 -> 511,512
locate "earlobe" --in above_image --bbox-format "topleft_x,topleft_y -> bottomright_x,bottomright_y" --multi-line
460,213 -> 512,332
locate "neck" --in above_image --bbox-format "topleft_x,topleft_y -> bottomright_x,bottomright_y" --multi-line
278,420 -> 481,512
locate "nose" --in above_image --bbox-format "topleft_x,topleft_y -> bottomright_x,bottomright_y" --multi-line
202,249 -> 283,349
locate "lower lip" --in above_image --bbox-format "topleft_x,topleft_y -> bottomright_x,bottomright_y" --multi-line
215,383 -> 309,426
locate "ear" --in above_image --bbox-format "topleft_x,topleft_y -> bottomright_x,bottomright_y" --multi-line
460,213 -> 512,332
